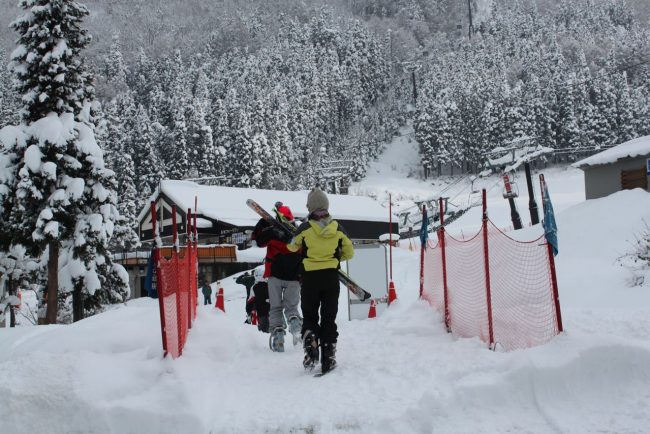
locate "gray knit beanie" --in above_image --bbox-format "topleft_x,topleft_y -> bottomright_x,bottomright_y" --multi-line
306,187 -> 329,213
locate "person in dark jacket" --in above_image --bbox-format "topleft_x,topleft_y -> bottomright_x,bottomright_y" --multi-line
252,215 -> 302,353
201,282 -> 212,305
287,187 -> 354,374
247,266 -> 270,333
236,271 -> 256,322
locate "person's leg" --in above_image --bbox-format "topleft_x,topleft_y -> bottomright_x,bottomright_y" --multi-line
283,279 -> 301,320
319,269 -> 340,344
254,283 -> 270,317
319,269 -> 340,372
267,277 -> 285,331
300,272 -> 320,338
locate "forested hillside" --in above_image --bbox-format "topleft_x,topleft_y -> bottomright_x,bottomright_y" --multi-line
415,1 -> 650,175
1,0 -> 649,229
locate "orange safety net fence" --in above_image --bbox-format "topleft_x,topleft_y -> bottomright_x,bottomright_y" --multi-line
156,240 -> 198,359
422,219 -> 561,351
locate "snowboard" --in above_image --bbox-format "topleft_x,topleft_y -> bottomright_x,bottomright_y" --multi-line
247,199 -> 372,301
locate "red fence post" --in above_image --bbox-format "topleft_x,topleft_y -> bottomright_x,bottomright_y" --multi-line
389,193 -> 393,281
172,205 -> 183,356
192,204 -> 198,314
439,198 -> 450,332
547,243 -> 563,333
481,189 -> 495,348
172,205 -> 178,251
152,201 -> 167,357
187,208 -> 193,330
419,205 -> 426,298
540,174 -> 564,333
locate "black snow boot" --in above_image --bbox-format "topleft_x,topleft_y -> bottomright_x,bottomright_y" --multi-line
258,315 -> 269,333
321,342 -> 337,374
303,330 -> 319,370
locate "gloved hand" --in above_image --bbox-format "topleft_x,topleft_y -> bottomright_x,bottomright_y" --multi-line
281,231 -> 293,243
272,227 -> 292,243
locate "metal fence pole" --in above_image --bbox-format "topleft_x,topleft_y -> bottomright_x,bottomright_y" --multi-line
152,201 -> 167,357
481,190 -> 495,348
439,197 -> 450,332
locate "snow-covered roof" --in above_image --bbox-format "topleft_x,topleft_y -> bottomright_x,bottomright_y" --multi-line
573,135 -> 650,168
138,180 -> 391,226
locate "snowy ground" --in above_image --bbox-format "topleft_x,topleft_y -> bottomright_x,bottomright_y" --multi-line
2,133 -> 650,433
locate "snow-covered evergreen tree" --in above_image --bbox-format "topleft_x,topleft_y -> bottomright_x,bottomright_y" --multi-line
1,0 -> 129,324
131,105 -> 165,199
9,0 -> 94,122
0,49 -> 20,129
101,33 -> 129,98
229,109 -> 264,188
556,75 -> 581,150
187,97 -> 216,177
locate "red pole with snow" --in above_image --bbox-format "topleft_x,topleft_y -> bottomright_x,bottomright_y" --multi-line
172,205 -> 184,356
172,206 -> 178,251
481,190 -> 495,349
387,193 -> 397,305
187,208 -> 193,330
152,201 -> 167,357
439,197 -> 450,332
419,205 -> 426,298
389,193 -> 393,280
193,196 -> 199,314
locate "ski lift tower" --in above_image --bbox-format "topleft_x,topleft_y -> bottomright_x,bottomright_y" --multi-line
316,158 -> 353,194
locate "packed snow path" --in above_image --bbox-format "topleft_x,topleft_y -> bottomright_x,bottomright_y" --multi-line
2,172 -> 650,433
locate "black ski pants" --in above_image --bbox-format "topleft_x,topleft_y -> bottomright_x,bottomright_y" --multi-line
301,268 -> 340,344
204,296 -> 212,305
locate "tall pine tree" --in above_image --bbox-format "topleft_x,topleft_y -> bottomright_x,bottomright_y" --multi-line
2,0 -> 129,323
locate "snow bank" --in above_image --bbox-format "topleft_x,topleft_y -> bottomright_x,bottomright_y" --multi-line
554,188 -> 650,308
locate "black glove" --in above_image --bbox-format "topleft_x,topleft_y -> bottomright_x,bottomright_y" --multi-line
277,228 -> 293,243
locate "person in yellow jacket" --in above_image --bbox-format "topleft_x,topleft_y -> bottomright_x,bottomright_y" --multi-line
287,187 -> 354,373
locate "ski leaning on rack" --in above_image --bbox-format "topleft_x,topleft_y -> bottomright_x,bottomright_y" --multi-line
246,199 -> 371,302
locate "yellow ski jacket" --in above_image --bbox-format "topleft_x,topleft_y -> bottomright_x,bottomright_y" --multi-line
287,218 -> 354,271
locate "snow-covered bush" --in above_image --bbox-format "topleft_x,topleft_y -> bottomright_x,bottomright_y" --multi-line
618,221 -> 650,287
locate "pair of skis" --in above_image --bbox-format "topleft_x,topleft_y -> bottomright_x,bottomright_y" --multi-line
246,199 -> 372,302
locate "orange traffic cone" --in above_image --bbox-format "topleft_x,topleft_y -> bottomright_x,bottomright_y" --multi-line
215,287 -> 225,312
251,310 -> 258,325
387,280 -> 397,306
368,299 -> 377,318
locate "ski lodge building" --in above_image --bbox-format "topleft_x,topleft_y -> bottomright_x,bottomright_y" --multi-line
573,135 -> 650,200
117,181 -> 397,297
